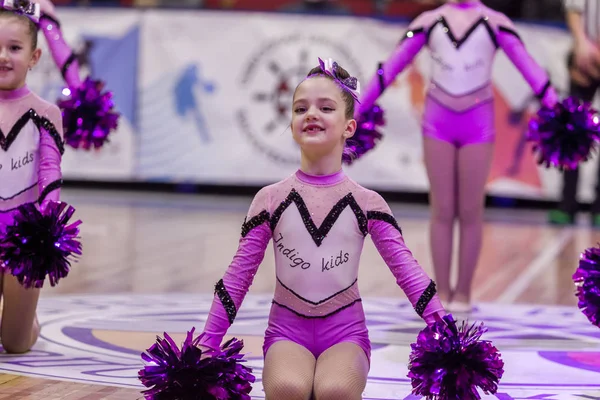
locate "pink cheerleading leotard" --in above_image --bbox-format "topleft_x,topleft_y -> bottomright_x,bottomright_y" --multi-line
200,169 -> 445,363
358,0 -> 558,148
0,86 -> 64,229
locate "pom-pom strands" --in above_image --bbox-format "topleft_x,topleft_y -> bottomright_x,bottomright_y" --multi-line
139,328 -> 255,400
407,314 -> 504,400
527,96 -> 600,170
57,77 -> 120,150
343,104 -> 385,164
574,245 -> 600,328
0,201 -> 82,288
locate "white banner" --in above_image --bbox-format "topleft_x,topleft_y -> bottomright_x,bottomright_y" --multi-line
27,9 -> 139,181
33,8 -> 600,202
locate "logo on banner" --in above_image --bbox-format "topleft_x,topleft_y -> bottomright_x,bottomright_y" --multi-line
237,35 -> 362,165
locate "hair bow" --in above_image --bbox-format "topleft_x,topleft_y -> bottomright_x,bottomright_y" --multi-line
318,57 -> 361,103
1,0 -> 41,24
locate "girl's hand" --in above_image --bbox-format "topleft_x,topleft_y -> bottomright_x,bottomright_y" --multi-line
197,343 -> 217,359
424,311 -> 448,327
39,201 -> 48,214
541,87 -> 559,110
433,311 -> 447,324
35,0 -> 58,19
574,38 -> 600,80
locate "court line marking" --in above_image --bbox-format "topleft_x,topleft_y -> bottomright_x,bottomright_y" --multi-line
496,228 -> 574,304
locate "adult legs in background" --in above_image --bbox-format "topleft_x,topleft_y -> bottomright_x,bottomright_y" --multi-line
312,342 -> 369,400
0,273 -> 40,353
453,142 -> 494,307
262,340 -> 316,400
423,136 -> 458,304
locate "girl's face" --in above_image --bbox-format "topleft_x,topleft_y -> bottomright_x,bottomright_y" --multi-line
291,76 -> 355,158
0,17 -> 40,91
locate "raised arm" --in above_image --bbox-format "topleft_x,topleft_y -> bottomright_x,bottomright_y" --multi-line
494,13 -> 558,108
366,191 -> 445,325
199,188 -> 273,350
37,0 -> 82,90
357,14 -> 429,115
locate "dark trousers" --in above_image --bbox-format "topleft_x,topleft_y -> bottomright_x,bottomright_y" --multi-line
559,55 -> 600,214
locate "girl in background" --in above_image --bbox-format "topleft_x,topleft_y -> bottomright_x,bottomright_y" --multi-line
357,0 -> 558,312
0,0 -> 64,353
199,58 -> 445,399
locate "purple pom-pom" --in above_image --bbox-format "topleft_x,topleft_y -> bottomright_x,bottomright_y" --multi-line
57,77 -> 120,150
574,245 -> 600,328
139,328 -> 255,400
0,201 -> 82,289
343,104 -> 385,165
527,96 -> 600,170
407,314 -> 504,400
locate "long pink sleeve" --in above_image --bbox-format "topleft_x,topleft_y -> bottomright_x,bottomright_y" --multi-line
37,105 -> 63,205
357,20 -> 428,114
495,20 -> 558,108
367,192 -> 445,325
200,188 -> 272,350
38,0 -> 82,90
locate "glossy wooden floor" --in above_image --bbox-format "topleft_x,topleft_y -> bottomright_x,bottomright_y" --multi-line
0,188 -> 596,399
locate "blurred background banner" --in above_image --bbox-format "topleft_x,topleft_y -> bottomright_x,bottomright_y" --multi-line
28,5 -> 600,202
27,8 -> 139,181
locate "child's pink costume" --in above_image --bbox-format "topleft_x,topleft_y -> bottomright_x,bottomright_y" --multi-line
200,169 -> 444,362
0,86 -> 64,228
357,0 -> 558,147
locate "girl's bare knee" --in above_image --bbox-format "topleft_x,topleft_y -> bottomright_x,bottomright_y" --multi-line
1,318 -> 39,354
314,380 -> 363,400
264,376 -> 312,400
458,205 -> 483,225
432,204 -> 456,225
1,336 -> 34,354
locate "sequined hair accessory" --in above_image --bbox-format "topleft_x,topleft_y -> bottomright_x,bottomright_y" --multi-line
0,0 -> 41,24
317,57 -> 361,103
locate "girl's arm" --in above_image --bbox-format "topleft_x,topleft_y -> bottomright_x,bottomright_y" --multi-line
357,14 -> 430,115
199,188 -> 273,350
366,191 -> 445,325
37,105 -> 64,208
495,14 -> 559,108
37,0 -> 82,90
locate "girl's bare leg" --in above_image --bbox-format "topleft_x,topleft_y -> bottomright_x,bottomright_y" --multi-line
454,142 -> 494,305
423,136 -> 458,304
1,273 -> 40,353
262,340 -> 316,400
313,342 -> 369,400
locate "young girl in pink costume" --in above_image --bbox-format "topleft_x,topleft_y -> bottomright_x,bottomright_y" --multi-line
357,0 -> 559,311
0,0 -> 64,353
200,58 -> 445,399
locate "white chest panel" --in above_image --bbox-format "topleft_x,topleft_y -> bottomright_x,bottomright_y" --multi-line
273,205 -> 365,303
0,120 -> 40,200
428,22 -> 496,95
